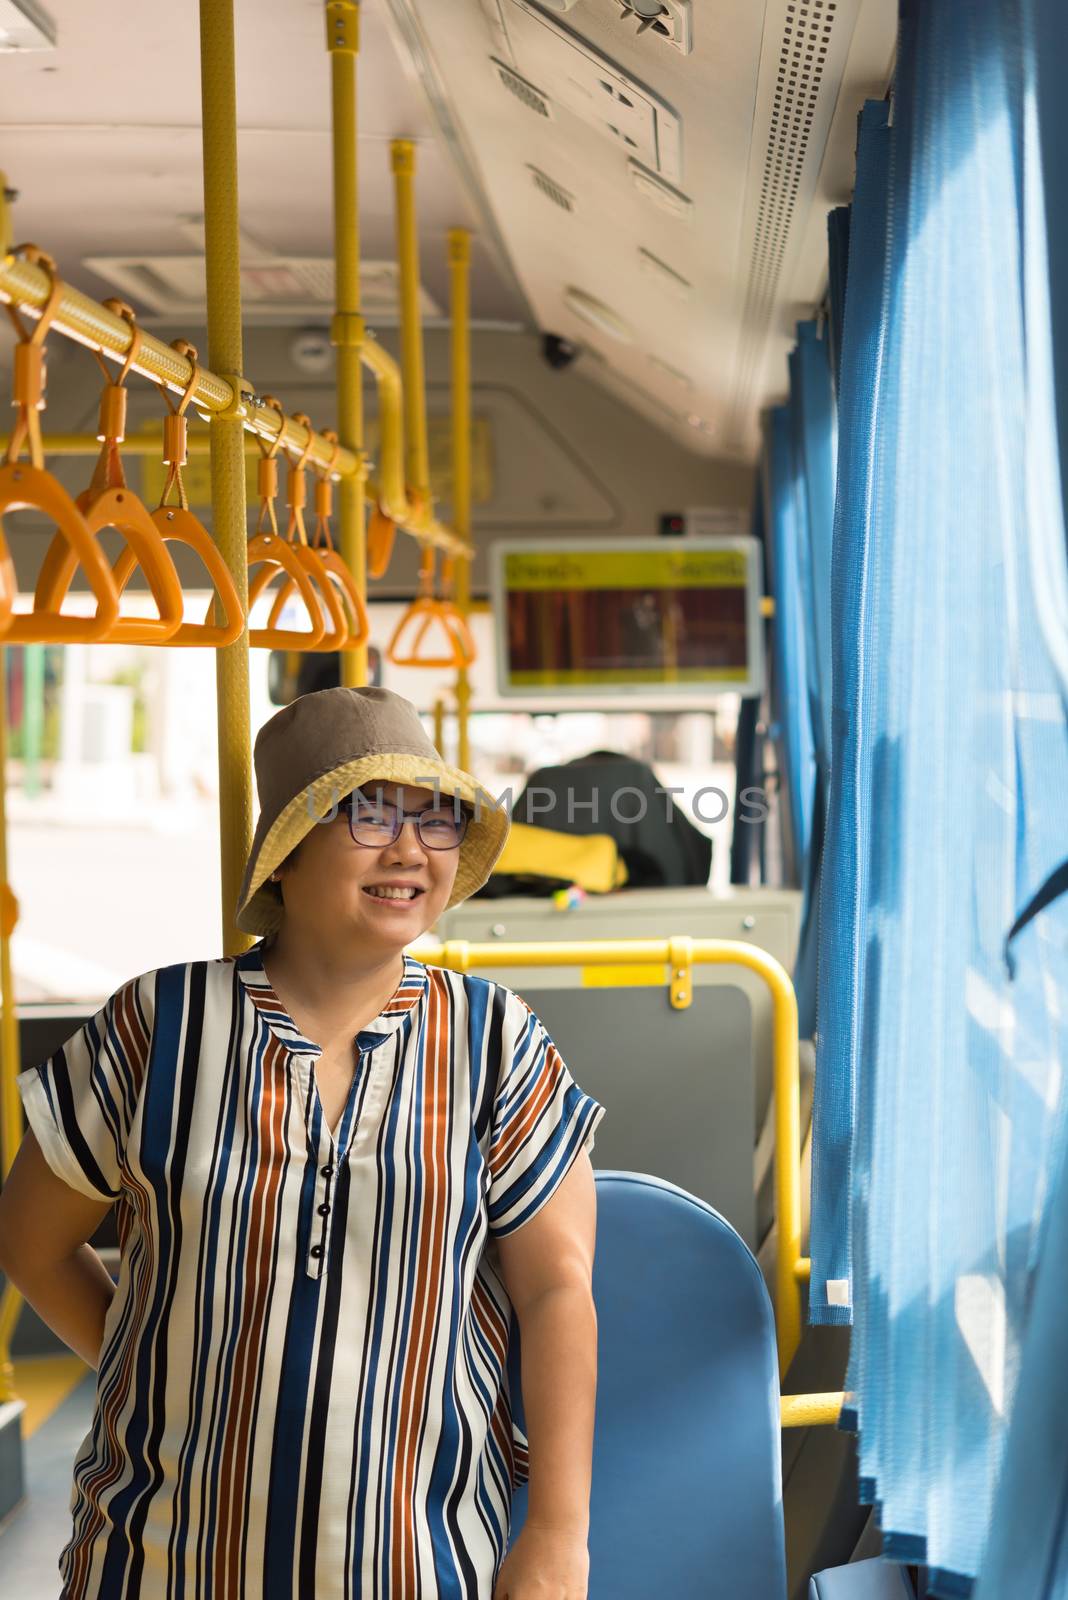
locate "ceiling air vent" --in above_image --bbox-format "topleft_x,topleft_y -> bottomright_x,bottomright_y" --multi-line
503,2 -> 682,180
628,159 -> 693,221
724,0 -> 859,450
638,247 -> 692,301
81,254 -> 440,323
615,0 -> 692,55
527,164 -> 576,212
491,56 -> 554,118
649,354 -> 693,391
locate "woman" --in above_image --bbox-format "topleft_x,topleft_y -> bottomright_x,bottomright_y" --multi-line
0,686 -> 604,1600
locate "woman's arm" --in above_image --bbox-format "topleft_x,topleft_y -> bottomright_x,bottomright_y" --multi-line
493,1150 -> 598,1598
0,1129 -> 116,1369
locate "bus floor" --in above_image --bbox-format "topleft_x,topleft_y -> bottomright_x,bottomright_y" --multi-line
0,1355 -> 94,1592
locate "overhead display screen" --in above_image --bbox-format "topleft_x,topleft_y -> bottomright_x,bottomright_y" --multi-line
491,538 -> 764,701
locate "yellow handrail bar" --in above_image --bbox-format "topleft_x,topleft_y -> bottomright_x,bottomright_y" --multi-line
327,0 -> 368,686
0,252 -> 354,483
780,1392 -> 844,1429
419,935 -> 844,1426
449,228 -> 473,772
391,139 -> 431,504
0,646 -> 22,1403
199,0 -> 254,962
419,936 -> 804,1372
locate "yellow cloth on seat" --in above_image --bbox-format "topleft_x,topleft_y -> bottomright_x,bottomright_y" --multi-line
490,822 -> 628,893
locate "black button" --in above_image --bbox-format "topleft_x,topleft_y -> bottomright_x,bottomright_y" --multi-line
309,1244 -> 324,1259
317,1203 -> 330,1217
321,1165 -> 334,1178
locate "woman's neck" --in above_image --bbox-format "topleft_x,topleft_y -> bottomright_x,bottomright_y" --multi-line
261,926 -> 404,1031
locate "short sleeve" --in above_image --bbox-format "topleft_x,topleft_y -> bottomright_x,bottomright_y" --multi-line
487,1000 -> 605,1237
17,972 -> 155,1203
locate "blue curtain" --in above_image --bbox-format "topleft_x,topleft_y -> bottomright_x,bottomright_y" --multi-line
808,99 -> 893,1328
825,0 -> 1068,1590
787,323 -> 837,1037
827,205 -> 852,399
761,407 -> 816,890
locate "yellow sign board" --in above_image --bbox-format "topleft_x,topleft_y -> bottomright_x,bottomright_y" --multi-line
493,537 -> 764,697
504,548 -> 748,592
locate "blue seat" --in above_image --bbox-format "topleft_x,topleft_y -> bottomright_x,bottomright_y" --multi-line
509,1171 -> 787,1598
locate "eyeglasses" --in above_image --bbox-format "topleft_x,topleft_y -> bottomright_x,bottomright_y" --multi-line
343,792 -> 469,851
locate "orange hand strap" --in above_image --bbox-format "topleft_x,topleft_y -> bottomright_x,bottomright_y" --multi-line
285,413 -> 316,548
387,543 -> 470,668
156,339 -> 201,511
87,299 -> 142,497
311,430 -> 341,552
0,248 -> 119,644
4,244 -> 63,470
255,395 -> 286,537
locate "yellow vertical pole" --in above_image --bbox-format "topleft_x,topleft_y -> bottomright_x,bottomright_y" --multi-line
432,696 -> 445,760
328,0 -> 368,689
199,0 -> 253,957
390,139 -> 430,500
448,229 -> 473,773
0,647 -> 22,1402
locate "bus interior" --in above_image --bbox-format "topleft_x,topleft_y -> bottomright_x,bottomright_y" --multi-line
0,1 -> 1066,1597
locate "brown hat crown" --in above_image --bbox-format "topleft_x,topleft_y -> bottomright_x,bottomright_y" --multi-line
235,686 -> 510,936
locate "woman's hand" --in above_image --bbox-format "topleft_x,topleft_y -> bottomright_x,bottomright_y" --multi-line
492,1521 -> 589,1599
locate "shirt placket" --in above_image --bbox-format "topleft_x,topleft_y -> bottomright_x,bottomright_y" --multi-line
303,1045 -> 365,1281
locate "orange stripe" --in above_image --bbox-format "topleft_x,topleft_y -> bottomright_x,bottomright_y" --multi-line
214,1033 -> 288,1597
391,977 -> 451,1594
491,1049 -> 565,1175
66,1169 -> 156,1595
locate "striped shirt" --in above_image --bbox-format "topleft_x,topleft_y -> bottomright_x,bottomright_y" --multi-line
17,942 -> 604,1599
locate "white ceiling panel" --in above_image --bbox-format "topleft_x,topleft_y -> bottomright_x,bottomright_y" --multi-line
381,0 -> 896,457
0,0 -> 528,325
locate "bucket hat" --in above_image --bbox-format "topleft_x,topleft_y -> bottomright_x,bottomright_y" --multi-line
235,686 -> 510,935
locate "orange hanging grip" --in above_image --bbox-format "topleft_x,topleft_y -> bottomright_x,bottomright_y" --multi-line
0,246 -> 120,644
266,426 -> 369,651
244,399 -> 327,650
35,299 -> 185,645
110,341 -> 244,647
387,543 -> 474,669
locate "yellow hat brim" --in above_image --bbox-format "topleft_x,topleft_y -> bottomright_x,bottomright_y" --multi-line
235,753 -> 509,936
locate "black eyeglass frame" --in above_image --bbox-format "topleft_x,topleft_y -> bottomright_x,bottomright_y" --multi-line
341,790 -> 471,851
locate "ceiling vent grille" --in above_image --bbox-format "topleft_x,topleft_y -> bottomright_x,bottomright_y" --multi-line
527,164 -> 576,212
628,159 -> 693,220
614,0 -> 693,55
491,57 -> 554,117
725,0 -> 858,450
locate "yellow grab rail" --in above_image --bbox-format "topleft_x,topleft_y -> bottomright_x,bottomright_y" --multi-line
327,0 -> 369,685
448,228 -> 474,772
420,936 -> 844,1427
199,0 -> 254,959
780,1392 -> 844,1429
0,645 -> 22,1403
0,250 -> 354,484
420,936 -> 809,1376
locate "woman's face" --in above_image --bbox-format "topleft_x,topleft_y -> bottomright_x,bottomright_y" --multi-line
276,782 -> 461,954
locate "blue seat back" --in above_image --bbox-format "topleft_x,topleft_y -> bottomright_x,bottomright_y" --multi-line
510,1171 -> 787,1598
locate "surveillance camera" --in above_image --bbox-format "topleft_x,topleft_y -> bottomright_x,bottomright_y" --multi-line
290,328 -> 333,376
542,332 -> 580,371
